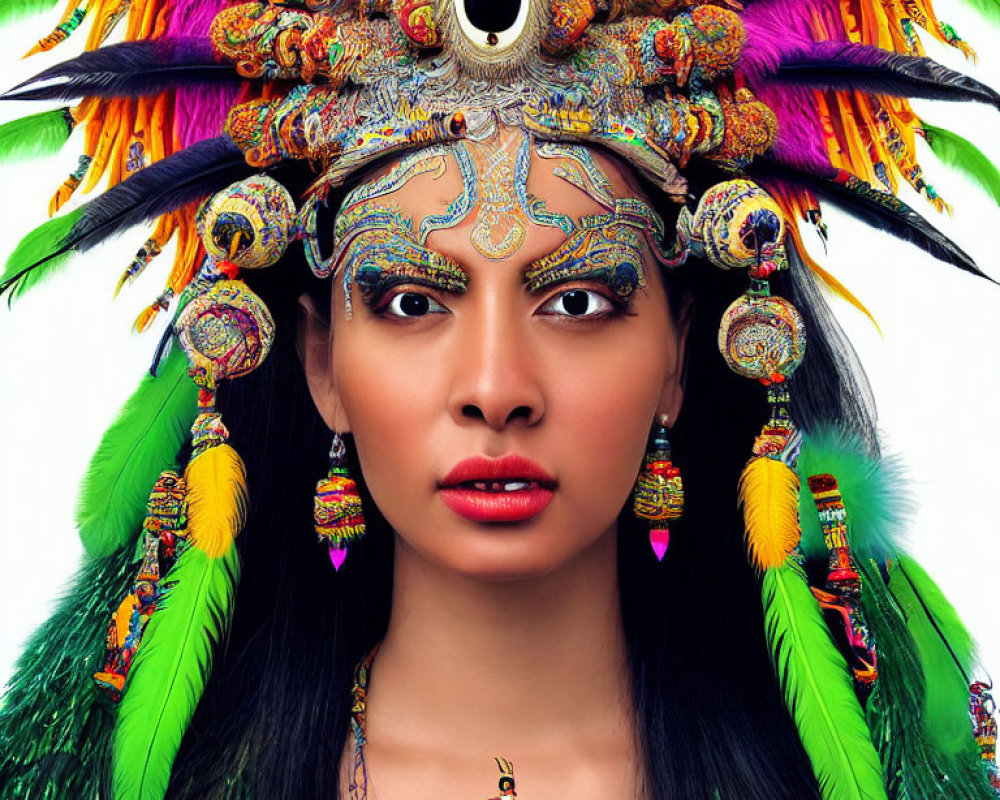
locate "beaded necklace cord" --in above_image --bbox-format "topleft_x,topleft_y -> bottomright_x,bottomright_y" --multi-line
348,646 -> 519,799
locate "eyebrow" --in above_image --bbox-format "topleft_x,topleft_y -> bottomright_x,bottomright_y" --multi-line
333,204 -> 469,317
332,197 -> 672,315
524,203 -> 666,299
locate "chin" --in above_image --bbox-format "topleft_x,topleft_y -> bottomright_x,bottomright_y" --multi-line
397,516 -> 617,583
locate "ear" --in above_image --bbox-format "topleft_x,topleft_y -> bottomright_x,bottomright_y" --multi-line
297,293 -> 351,432
657,292 -> 694,427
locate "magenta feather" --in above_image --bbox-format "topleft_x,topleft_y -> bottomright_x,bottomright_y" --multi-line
756,84 -> 832,172
166,0 -> 240,146
1,37 -> 238,102
740,0 -> 842,172
742,0 -> 842,77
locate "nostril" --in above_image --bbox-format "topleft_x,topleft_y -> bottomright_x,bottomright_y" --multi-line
462,404 -> 486,420
507,405 -> 532,423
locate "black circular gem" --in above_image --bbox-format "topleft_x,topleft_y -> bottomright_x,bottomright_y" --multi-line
464,0 -> 519,33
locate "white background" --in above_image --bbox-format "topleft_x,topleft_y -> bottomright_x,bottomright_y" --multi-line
0,3 -> 998,694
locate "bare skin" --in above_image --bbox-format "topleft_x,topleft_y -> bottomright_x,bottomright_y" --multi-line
299,128 -> 689,800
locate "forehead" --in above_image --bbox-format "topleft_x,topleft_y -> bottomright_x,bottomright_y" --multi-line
338,126 -> 653,246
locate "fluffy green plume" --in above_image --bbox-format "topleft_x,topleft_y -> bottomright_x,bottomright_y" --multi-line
0,108 -> 74,163
0,207 -> 83,301
0,550 -> 134,798
889,555 -> 978,759
113,541 -> 240,800
797,425 -> 909,563
860,558 -> 994,799
0,0 -> 59,25
922,123 -> 1000,205
762,560 -> 888,800
77,347 -> 199,558
950,0 -> 1000,25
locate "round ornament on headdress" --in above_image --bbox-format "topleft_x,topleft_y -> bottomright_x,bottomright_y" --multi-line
690,179 -> 787,274
718,294 -> 805,384
197,175 -> 297,271
443,0 -> 548,79
175,280 -> 276,389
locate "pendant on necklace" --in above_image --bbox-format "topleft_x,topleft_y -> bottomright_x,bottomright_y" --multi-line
484,756 -> 517,799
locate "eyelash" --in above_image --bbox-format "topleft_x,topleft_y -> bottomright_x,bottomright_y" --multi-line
369,283 -> 632,321
378,290 -> 449,318
538,286 -> 630,319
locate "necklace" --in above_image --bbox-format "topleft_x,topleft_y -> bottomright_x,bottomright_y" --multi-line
349,646 -> 519,799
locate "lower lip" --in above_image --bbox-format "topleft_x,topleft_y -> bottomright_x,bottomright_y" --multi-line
438,487 -> 554,523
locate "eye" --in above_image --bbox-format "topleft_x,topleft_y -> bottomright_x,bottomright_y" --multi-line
382,291 -> 448,318
540,288 -> 618,317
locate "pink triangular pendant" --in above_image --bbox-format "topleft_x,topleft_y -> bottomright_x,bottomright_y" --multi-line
329,543 -> 349,571
649,528 -> 669,561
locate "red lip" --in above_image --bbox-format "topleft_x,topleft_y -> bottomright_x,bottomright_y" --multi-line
440,455 -> 556,487
438,455 -> 556,523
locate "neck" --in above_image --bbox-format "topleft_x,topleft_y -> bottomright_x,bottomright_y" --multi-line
365,527 -> 635,756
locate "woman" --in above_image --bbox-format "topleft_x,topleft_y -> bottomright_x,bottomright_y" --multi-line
0,0 -> 999,797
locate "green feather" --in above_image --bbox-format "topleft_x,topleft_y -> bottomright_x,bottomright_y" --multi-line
861,560 -> 918,799
113,540 -> 240,800
0,108 -> 74,163
922,123 -> 1000,206
797,425 -> 910,564
860,558 -> 994,799
0,0 -> 60,25
0,550 -> 135,799
0,208 -> 83,301
889,556 -> 977,759
77,346 -> 199,558
763,560 -> 888,800
949,0 -> 1000,25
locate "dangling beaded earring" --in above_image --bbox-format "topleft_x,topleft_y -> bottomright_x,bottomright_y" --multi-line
314,433 -> 366,571
633,414 -> 684,561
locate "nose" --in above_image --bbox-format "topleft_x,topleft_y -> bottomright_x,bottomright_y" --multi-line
447,291 -> 545,431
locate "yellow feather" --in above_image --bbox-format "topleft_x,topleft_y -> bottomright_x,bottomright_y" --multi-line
184,443 -> 248,559
738,456 -> 801,571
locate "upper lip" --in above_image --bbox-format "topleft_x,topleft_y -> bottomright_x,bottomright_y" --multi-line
439,454 -> 556,488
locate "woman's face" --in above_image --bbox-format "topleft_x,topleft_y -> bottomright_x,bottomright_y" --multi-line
300,128 -> 688,581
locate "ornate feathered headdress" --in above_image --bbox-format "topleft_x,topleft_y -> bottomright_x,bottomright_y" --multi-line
0,0 -> 999,797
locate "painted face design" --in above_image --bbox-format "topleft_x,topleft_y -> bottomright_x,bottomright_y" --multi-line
524,199 -> 667,302
328,129 -> 680,315
332,203 -> 468,318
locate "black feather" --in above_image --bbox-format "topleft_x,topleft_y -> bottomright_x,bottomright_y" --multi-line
0,137 -> 253,294
70,137 -> 251,250
752,160 -> 993,281
769,42 -> 1000,110
0,37 -> 241,101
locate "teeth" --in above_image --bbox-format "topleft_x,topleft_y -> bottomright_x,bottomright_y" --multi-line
470,480 -> 534,491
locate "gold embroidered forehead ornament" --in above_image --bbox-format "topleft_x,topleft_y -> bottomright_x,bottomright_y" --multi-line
321,127 -> 674,316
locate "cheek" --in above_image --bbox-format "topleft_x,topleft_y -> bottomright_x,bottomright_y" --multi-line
540,328 -> 672,531
330,325 -> 441,517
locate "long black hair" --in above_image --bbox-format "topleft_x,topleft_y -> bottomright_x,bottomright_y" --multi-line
163,169 -> 877,800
